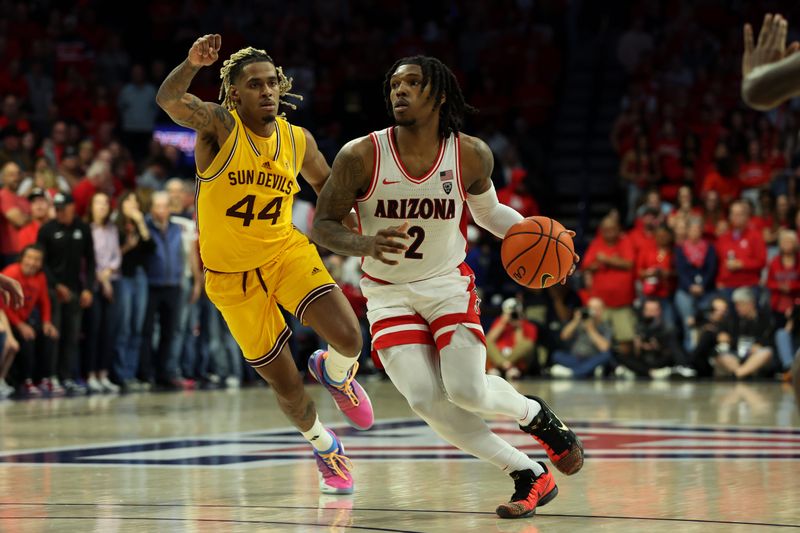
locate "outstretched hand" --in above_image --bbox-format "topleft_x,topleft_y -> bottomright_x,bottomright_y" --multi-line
743,13 -> 800,79
369,221 -> 410,265
188,34 -> 222,67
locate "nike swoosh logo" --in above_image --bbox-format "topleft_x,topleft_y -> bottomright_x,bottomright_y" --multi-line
382,179 -> 401,185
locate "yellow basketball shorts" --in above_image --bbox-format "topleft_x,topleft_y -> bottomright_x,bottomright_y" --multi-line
204,229 -> 337,367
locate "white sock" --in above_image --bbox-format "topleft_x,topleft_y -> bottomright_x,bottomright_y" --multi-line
324,346 -> 357,384
495,447 -> 545,476
301,415 -> 335,452
518,396 -> 542,426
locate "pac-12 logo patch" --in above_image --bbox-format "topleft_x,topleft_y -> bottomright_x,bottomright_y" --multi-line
440,170 -> 453,194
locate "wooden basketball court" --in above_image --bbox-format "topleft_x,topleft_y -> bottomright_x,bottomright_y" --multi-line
1,380 -> 799,532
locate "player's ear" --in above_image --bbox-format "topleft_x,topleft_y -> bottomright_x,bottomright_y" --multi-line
229,85 -> 240,104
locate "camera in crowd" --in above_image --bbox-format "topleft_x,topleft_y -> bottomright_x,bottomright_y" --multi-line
502,297 -> 522,321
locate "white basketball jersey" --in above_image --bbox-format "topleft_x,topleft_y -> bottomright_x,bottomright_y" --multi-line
356,127 -> 467,284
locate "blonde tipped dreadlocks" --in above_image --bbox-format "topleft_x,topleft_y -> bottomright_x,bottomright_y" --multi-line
218,46 -> 303,111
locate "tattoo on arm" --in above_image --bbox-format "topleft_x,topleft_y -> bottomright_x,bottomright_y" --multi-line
156,59 -> 201,107
157,59 -> 234,135
174,94 -> 213,130
311,145 -> 372,256
213,104 -> 235,134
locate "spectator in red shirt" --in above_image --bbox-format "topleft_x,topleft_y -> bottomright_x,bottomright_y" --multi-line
17,188 -> 52,250
666,185 -> 701,231
496,168 -> 539,218
0,161 -> 30,267
715,200 -> 767,301
486,298 -> 538,380
582,215 -> 637,352
72,158 -> 121,218
739,139 -> 772,203
766,230 -> 800,324
637,224 -> 676,326
700,189 -> 726,241
654,121 -> 683,201
701,141 -> 741,208
628,206 -> 660,264
1,244 -> 58,396
619,133 -> 657,225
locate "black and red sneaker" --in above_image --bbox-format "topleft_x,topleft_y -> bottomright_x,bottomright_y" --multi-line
496,462 -> 558,519
519,395 -> 584,475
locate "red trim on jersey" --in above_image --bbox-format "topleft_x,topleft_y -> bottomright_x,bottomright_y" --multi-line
361,272 -> 391,285
387,126 -> 446,184
356,132 -> 381,202
455,133 -> 466,201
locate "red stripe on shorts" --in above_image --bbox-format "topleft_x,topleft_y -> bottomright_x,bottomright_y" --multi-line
372,329 -> 435,351
371,314 -> 428,336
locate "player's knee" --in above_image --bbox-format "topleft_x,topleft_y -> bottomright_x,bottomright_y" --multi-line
404,387 -> 438,418
443,378 -> 485,411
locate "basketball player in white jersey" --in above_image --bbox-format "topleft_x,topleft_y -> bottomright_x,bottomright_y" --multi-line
312,56 -> 583,518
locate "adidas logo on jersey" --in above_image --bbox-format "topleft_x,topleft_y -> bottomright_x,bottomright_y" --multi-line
261,161 -> 272,169
311,267 -> 321,275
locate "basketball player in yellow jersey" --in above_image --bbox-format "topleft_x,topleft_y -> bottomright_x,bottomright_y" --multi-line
156,34 -> 372,494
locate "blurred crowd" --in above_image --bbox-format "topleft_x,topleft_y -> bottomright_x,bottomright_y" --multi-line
1,0 -> 797,402
0,0 -> 562,399
520,0 -> 800,384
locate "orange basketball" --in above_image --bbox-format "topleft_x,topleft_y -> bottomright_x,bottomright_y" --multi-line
501,216 -> 575,289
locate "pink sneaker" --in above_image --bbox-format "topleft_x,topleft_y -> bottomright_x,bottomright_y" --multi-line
314,430 -> 354,494
308,350 -> 374,430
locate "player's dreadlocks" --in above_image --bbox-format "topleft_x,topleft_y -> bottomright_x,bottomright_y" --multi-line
218,47 -> 302,111
383,56 -> 478,138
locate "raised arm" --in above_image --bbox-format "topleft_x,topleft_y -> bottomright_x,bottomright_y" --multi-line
156,34 -> 234,139
311,138 -> 409,265
742,13 -> 800,110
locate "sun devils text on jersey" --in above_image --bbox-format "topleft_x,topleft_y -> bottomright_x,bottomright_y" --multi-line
196,109 -> 306,273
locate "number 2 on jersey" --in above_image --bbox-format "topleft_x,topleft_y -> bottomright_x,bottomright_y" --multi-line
225,195 -> 282,226
404,225 -> 425,259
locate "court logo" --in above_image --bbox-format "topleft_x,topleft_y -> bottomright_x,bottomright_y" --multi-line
1,419 -> 798,468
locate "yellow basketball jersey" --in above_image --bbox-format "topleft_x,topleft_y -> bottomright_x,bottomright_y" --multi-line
196,111 -> 307,272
